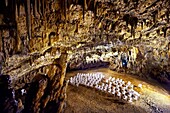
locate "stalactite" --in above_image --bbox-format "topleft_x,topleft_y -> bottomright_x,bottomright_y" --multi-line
153,14 -> 156,23
123,0 -> 128,4
59,0 -> 63,21
156,29 -> 160,36
41,0 -> 45,16
111,21 -> 116,30
129,16 -> 138,37
5,0 -> 8,7
8,0 -> 15,20
134,17 -> 138,37
66,0 -> 69,9
153,10 -> 158,23
162,27 -> 167,38
25,0 -> 31,39
75,23 -> 78,33
134,0 -> 139,8
15,13 -> 22,53
94,1 -> 96,19
83,0 -> 85,20
33,0 -> 37,17
13,0 -> 17,20
146,33 -> 150,37
141,21 -> 143,29
84,0 -> 87,10
136,0 -> 139,7
17,0 -> 20,17
130,22 -> 134,35
108,23 -> 112,31
64,0 -> 67,20
166,10 -> 169,23
87,0 -> 92,10
15,2 -> 18,20
143,19 -> 146,26
123,14 -> 130,27
1,31 -> 6,60
76,0 -> 78,4
133,17 -> 138,29
37,0 -> 42,17
0,31 -> 1,54
44,0 -> 47,13
94,1 -> 99,18
131,25 -> 135,37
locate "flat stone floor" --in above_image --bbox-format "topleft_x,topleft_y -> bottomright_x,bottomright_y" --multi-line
64,68 -> 170,113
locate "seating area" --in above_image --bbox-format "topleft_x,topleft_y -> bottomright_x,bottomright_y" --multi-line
69,72 -> 104,87
68,72 -> 141,103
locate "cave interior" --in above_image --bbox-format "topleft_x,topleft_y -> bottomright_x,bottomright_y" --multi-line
0,0 -> 170,113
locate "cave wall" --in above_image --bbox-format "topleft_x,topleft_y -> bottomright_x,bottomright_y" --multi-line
65,0 -> 170,82
0,0 -> 70,113
0,0 -> 170,113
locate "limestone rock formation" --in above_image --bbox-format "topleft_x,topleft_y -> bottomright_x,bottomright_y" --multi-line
0,0 -> 170,113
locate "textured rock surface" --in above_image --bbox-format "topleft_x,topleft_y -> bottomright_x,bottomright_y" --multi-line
0,0 -> 170,113
65,0 -> 170,83
0,0 -> 70,113
1,53 -> 68,113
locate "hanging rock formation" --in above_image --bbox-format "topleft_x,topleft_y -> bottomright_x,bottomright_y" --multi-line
0,0 -> 170,113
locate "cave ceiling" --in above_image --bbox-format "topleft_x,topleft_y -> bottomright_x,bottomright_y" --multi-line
0,0 -> 169,86
0,0 -> 170,112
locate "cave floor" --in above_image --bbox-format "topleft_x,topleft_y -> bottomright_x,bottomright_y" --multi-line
64,68 -> 170,113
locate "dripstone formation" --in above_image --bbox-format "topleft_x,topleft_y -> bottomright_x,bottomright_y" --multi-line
0,0 -> 170,113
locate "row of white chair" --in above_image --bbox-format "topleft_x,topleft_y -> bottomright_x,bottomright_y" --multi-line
96,77 -> 140,103
69,72 -> 104,87
69,72 -> 141,103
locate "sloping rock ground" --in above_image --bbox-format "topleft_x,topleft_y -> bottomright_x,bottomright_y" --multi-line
65,68 -> 170,113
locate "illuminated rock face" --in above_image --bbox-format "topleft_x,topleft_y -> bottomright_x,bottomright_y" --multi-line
66,0 -> 170,83
0,0 -> 170,113
0,1 -> 70,112
1,53 -> 68,113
